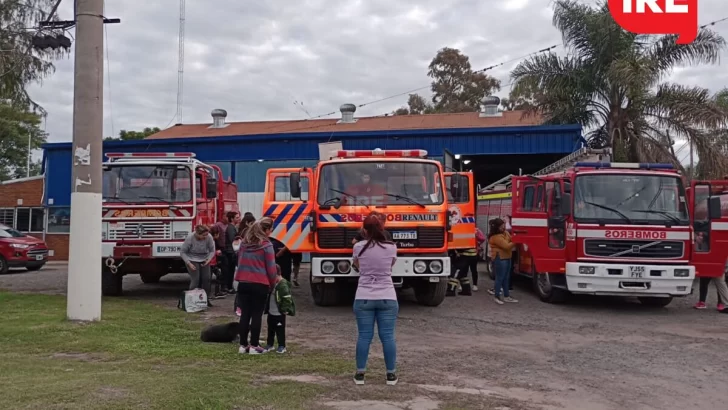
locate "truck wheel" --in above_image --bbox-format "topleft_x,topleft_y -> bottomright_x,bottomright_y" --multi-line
638,296 -> 673,308
102,266 -> 123,296
310,273 -> 339,306
533,272 -> 567,303
140,273 -> 162,284
414,279 -> 448,306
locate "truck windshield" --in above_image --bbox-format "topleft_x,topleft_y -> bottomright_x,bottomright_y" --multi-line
317,161 -> 444,206
103,165 -> 193,203
574,174 -> 689,225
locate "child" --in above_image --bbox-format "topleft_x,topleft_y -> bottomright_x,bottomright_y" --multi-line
264,264 -> 296,353
209,226 -> 226,299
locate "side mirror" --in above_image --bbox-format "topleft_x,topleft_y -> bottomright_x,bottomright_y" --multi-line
560,193 -> 572,215
289,173 -> 301,198
708,196 -> 722,219
206,178 -> 218,199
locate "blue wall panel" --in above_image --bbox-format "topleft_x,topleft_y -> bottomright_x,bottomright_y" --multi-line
42,124 -> 582,206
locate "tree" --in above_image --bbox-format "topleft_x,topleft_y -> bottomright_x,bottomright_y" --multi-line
394,48 -> 500,115
104,127 -> 161,141
0,101 -> 46,181
501,77 -> 543,111
0,1 -> 69,111
510,0 -> 728,177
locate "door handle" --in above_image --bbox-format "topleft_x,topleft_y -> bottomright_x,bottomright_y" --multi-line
513,229 -> 528,234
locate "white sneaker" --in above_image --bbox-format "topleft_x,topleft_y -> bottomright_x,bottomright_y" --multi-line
472,285 -> 478,291
503,297 -> 519,303
494,297 -> 504,305
238,345 -> 248,354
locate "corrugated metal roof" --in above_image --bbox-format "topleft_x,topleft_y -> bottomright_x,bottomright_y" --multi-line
146,110 -> 542,140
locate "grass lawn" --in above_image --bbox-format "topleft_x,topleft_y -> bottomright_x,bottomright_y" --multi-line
0,292 -> 351,409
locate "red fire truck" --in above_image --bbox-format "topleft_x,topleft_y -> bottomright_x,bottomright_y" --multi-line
507,161 -> 718,307
262,149 -> 467,307
100,152 -> 239,296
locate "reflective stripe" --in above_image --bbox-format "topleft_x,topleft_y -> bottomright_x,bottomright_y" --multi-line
712,222 -> 728,231
511,218 -> 547,227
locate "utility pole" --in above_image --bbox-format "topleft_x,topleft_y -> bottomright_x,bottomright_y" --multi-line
67,0 -> 104,321
26,132 -> 31,178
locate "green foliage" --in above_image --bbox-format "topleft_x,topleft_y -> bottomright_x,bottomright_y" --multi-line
395,48 -> 500,115
511,0 -> 728,177
104,127 -> 161,141
0,101 -> 46,181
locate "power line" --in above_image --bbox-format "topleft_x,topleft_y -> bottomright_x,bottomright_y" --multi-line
701,16 -> 728,29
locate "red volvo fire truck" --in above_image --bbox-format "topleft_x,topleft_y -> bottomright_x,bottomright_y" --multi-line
509,161 -> 712,307
100,152 -> 239,295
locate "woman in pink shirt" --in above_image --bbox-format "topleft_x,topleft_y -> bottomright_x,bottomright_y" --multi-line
352,213 -> 398,386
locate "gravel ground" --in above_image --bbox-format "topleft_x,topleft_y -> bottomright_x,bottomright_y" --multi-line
2,262 -> 727,410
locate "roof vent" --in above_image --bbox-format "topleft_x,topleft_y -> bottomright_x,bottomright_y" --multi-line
337,103 -> 358,124
479,95 -> 502,118
209,109 -> 229,129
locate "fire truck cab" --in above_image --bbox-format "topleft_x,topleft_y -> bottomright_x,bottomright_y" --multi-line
100,152 -> 239,296
511,162 -> 696,307
264,149 -> 462,307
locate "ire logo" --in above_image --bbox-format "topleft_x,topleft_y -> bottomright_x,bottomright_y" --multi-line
608,0 -> 698,44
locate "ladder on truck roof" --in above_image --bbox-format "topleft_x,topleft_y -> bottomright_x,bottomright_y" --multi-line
477,147 -> 609,193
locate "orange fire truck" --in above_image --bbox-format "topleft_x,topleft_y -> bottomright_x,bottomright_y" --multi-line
262,149 -> 466,306
479,161 -> 725,307
100,152 -> 239,296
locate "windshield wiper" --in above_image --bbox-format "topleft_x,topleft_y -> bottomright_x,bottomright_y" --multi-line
103,196 -> 134,205
383,193 -> 426,208
138,195 -> 173,205
631,209 -> 682,224
329,189 -> 370,208
583,201 -> 632,223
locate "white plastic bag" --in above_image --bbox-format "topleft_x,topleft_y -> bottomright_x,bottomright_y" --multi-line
178,288 -> 208,313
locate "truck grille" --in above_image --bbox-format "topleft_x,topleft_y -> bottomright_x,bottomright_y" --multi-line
27,247 -> 49,257
108,221 -> 172,240
317,227 -> 445,249
584,240 -> 684,259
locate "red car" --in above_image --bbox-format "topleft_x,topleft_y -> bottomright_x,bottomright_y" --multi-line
0,224 -> 49,274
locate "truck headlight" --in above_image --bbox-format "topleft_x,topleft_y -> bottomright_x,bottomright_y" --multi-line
674,269 -> 690,278
337,261 -> 351,273
413,260 -> 427,274
429,260 -> 443,274
578,266 -> 595,275
321,261 -> 335,274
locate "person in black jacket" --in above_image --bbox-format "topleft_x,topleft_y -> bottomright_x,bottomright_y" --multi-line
223,211 -> 240,295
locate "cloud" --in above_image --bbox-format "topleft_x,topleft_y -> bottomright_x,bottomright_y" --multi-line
26,0 -> 728,145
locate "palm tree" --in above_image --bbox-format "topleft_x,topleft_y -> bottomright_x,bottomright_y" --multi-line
511,0 -> 728,177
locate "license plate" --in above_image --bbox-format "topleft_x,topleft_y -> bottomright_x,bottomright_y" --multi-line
35,255 -> 44,261
429,277 -> 440,283
324,277 -> 335,283
629,266 -> 645,278
157,246 -> 181,253
393,231 -> 417,240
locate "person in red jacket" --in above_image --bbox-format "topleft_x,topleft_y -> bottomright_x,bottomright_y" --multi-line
235,217 -> 278,355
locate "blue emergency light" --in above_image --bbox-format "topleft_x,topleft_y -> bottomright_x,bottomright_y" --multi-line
574,162 -> 674,170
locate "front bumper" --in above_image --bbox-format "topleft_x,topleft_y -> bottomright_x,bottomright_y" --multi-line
565,262 -> 694,297
311,256 -> 451,278
102,242 -> 184,259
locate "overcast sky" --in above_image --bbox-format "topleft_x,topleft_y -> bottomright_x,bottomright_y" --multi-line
29,0 -> 728,163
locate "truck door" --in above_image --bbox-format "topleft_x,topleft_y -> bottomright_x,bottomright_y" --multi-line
263,168 -> 314,253
511,176 -> 564,273
445,172 -> 476,250
690,180 -> 728,278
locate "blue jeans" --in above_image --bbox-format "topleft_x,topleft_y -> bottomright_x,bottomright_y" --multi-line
493,255 -> 511,298
353,299 -> 399,373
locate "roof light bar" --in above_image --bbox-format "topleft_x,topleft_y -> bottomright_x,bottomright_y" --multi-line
105,152 -> 196,159
574,162 -> 674,170
336,149 -> 428,158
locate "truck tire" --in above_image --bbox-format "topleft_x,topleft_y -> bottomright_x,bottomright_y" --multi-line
310,273 -> 339,306
0,256 -> 8,274
102,266 -> 123,296
140,273 -> 162,284
414,279 -> 448,306
533,272 -> 567,303
638,296 -> 673,308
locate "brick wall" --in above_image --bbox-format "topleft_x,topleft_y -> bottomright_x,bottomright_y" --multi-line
1,176 -> 70,261
0,177 -> 43,207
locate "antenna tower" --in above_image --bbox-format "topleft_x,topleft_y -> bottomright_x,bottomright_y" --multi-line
175,0 -> 186,123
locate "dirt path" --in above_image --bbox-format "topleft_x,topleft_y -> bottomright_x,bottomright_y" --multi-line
2,263 -> 726,409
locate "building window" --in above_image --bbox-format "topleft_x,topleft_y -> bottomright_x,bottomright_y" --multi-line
3,208 -> 45,232
0,208 -> 13,226
47,207 -> 71,233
